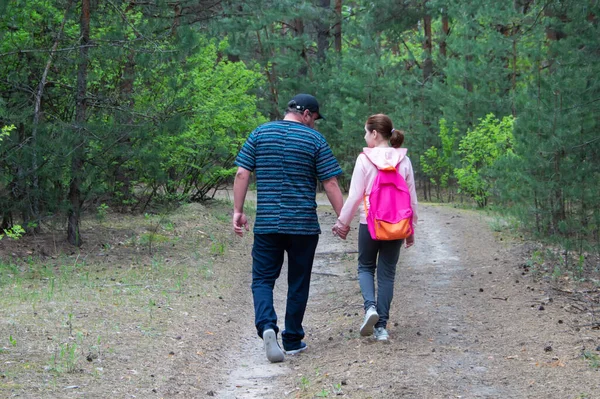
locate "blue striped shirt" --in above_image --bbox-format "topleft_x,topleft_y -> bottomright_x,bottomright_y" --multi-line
235,120 -> 342,235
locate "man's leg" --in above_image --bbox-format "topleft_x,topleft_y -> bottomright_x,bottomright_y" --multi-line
281,234 -> 319,351
252,234 -> 285,338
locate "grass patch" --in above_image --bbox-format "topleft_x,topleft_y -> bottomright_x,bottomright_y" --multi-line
582,351 -> 600,369
0,198 -> 244,396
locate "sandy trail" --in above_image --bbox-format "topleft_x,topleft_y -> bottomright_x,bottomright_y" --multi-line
215,203 -> 600,398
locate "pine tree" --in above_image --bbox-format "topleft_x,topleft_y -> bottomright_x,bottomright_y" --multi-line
0,0 -> 265,244
506,0 -> 600,256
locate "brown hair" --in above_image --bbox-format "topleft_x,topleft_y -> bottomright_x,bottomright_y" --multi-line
365,113 -> 405,148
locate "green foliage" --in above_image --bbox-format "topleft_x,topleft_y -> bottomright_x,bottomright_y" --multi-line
455,114 -> 515,207
0,124 -> 14,142
96,204 -> 109,221
316,388 -> 330,397
50,342 -> 79,374
489,1 -> 600,258
139,213 -> 174,255
0,0 -> 598,263
420,118 -> 459,201
0,1 -> 266,240
332,383 -> 343,395
0,225 -> 25,241
0,124 -> 16,220
145,38 -> 266,201
582,351 -> 600,369
299,375 -> 310,390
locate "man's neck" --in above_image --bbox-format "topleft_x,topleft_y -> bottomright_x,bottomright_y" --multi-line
283,113 -> 303,124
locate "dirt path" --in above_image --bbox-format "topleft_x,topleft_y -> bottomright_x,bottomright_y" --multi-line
3,200 -> 599,398
214,203 -> 600,398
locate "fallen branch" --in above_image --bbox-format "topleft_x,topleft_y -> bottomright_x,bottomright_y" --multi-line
315,250 -> 359,256
313,271 -> 343,277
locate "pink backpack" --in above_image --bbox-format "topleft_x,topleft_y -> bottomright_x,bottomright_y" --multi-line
363,157 -> 414,241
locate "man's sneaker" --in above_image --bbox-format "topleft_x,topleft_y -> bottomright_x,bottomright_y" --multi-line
374,326 -> 389,341
284,341 -> 307,355
360,306 -> 379,336
263,329 -> 284,363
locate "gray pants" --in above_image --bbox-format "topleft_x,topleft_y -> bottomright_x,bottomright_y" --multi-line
357,223 -> 403,328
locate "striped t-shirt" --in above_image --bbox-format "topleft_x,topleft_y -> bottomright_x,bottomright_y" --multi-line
235,120 -> 342,235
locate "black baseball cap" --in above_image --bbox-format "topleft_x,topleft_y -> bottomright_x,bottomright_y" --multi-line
288,94 -> 325,120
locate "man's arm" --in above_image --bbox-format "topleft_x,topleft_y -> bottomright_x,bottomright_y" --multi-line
233,167 -> 251,236
322,176 -> 344,217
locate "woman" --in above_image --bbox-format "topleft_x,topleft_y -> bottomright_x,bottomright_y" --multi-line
333,114 -> 418,341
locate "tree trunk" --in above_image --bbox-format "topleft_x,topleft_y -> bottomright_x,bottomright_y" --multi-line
422,11 -> 433,83
421,178 -> 429,202
113,49 -> 135,209
317,0 -> 331,64
464,54 -> 473,93
544,8 -> 566,234
464,16 -> 474,125
31,0 -> 73,229
294,19 -> 309,77
511,38 -> 517,116
172,1 -> 181,33
334,0 -> 342,53
68,0 -> 90,247
16,124 -> 30,230
421,7 -> 434,147
514,0 -> 533,14
114,2 -> 140,209
440,12 -> 449,58
256,30 -> 280,120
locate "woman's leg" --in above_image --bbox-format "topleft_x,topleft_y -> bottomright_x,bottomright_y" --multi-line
375,239 -> 402,328
357,223 -> 379,310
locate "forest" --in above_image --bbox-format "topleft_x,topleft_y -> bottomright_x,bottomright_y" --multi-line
1,0 -> 598,264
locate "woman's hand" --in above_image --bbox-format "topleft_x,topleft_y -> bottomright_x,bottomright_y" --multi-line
332,220 -> 350,240
405,234 -> 415,248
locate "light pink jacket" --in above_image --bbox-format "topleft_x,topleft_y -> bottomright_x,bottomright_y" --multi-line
338,147 -> 418,227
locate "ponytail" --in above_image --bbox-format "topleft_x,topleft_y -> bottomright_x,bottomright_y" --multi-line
390,128 -> 405,148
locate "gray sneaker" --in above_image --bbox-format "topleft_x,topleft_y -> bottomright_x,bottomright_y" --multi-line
360,306 -> 379,336
284,342 -> 307,355
263,329 -> 284,363
374,326 -> 389,341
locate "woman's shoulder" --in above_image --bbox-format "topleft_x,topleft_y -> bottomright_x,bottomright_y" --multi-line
356,151 -> 371,165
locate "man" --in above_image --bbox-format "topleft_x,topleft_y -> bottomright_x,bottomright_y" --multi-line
233,94 -> 348,363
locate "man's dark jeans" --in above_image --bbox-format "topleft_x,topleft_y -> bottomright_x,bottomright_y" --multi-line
252,233 -> 319,350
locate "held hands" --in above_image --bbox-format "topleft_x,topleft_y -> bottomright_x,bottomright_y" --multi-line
405,233 -> 415,248
332,220 -> 350,240
233,212 -> 249,237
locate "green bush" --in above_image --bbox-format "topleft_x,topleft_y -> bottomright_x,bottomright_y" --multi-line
455,114 -> 515,208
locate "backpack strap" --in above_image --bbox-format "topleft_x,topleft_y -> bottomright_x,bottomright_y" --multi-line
361,152 -> 371,215
360,151 -> 402,215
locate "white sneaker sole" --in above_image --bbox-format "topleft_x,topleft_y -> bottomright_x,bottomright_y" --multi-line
360,312 -> 379,336
285,345 -> 308,355
263,329 -> 284,363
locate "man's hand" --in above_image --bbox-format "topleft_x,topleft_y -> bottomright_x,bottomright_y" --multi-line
405,234 -> 415,248
332,220 -> 350,240
233,212 -> 249,237
233,167 -> 251,237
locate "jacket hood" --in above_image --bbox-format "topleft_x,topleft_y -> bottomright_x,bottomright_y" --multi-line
362,147 -> 407,170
